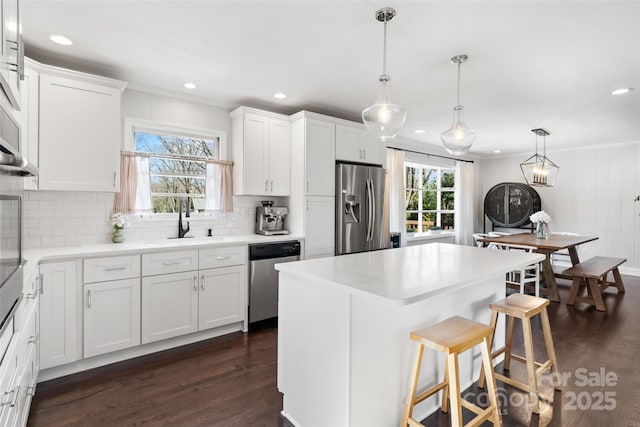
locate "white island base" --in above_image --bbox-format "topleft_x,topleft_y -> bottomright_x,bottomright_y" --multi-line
276,243 -> 544,427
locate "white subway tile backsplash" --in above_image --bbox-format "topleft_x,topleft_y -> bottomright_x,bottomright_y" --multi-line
22,191 -> 288,249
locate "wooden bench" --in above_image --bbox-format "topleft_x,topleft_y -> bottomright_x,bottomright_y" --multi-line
564,257 -> 626,311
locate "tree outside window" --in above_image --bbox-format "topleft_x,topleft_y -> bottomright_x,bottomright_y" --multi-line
405,162 -> 455,233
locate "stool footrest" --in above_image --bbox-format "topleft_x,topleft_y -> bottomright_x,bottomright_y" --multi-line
510,353 -> 545,369
407,418 -> 423,427
464,405 -> 496,427
414,380 -> 447,406
535,359 -> 553,377
491,345 -> 508,359
495,372 -> 530,392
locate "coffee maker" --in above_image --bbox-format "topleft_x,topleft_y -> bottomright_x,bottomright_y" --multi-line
255,201 -> 289,235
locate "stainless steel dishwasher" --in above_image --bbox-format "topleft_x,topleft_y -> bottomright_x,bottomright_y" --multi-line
249,241 -> 301,325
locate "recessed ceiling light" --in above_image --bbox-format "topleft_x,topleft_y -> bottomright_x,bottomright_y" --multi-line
274,93 -> 287,99
493,150 -> 502,154
49,34 -> 73,46
611,88 -> 632,95
414,129 -> 426,134
183,82 -> 197,89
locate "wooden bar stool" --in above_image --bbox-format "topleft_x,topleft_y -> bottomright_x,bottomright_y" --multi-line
401,316 -> 502,427
478,294 -> 559,414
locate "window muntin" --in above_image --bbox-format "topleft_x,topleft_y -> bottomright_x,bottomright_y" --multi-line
134,131 -> 218,213
405,162 -> 455,233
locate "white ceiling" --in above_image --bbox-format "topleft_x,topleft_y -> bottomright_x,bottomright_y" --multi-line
22,1 -> 640,157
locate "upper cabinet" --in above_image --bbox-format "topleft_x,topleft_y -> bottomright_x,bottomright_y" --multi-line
0,0 -> 23,109
38,69 -> 126,192
296,116 -> 335,196
335,124 -> 383,166
231,107 -> 291,196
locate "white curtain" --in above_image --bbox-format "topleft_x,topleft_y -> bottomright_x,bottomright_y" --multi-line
205,160 -> 234,213
454,161 -> 475,246
113,151 -> 137,214
135,155 -> 152,213
386,148 -> 406,246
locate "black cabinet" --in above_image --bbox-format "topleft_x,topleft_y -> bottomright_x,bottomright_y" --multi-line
484,182 -> 541,229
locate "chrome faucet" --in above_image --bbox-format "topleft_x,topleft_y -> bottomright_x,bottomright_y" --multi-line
178,197 -> 190,238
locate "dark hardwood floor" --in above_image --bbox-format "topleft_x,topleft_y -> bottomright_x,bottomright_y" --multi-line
29,275 -> 640,427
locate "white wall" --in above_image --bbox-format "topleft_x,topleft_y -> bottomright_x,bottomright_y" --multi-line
23,88 -> 287,249
480,142 -> 640,273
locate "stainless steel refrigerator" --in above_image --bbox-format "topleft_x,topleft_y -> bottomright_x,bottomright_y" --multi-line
336,162 -> 390,255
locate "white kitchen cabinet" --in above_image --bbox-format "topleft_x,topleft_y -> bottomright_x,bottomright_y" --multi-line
304,118 -> 335,196
289,111 -> 337,259
335,124 -> 382,165
198,265 -> 246,330
0,0 -> 22,110
141,271 -> 198,344
39,261 -> 78,371
303,196 -> 335,259
38,71 -> 126,192
231,107 -> 291,196
15,62 -> 38,190
84,278 -> 141,358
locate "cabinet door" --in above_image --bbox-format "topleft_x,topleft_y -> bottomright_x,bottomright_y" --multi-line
141,271 -> 198,344
304,196 -> 335,258
268,118 -> 291,196
242,113 -> 269,195
198,265 -> 246,331
359,132 -> 383,165
15,66 -> 38,190
0,0 -> 21,109
84,278 -> 141,358
39,261 -> 77,370
335,125 -> 360,163
39,74 -> 121,192
305,119 -> 335,196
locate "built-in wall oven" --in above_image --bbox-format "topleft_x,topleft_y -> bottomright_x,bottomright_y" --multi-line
0,194 -> 22,330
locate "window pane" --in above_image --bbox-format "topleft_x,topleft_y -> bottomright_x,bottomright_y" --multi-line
442,213 -> 455,230
405,190 -> 419,210
422,191 -> 437,210
405,166 -> 419,189
423,169 -> 437,190
441,170 -> 455,188
441,191 -> 455,210
150,176 -> 205,198
150,158 -> 205,177
406,211 -> 418,233
135,132 -> 217,158
422,212 -> 436,232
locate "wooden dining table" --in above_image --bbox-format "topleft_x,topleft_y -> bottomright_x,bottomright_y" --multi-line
478,233 -> 598,302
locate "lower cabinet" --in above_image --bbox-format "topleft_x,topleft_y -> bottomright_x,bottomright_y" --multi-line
84,278 -> 141,358
141,271 -> 199,344
39,261 -> 77,370
304,196 -> 335,259
199,265 -> 246,331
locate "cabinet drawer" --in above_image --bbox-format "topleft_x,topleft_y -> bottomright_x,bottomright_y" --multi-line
15,300 -> 38,367
199,246 -> 246,269
142,250 -> 198,276
84,255 -> 140,283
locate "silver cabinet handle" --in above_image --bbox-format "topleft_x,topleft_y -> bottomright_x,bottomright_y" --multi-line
25,291 -> 37,300
306,199 -> 310,211
306,181 -> 310,193
201,274 -> 205,291
26,386 -> 36,397
193,276 -> 198,291
215,256 -> 231,260
103,266 -> 127,272
161,261 -> 181,266
87,289 -> 92,308
265,179 -> 269,191
362,149 -> 366,159
28,333 -> 39,345
38,273 -> 44,294
270,180 -> 273,192
113,172 -> 117,188
2,385 -> 20,407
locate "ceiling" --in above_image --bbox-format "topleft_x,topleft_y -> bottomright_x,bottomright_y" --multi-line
22,1 -> 640,158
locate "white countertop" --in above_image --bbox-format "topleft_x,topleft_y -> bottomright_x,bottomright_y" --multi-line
275,243 -> 544,305
22,234 -> 303,282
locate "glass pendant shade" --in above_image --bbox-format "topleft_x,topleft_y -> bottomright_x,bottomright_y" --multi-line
362,7 -> 406,140
520,128 -> 559,187
362,76 -> 407,140
441,54 -> 475,155
441,105 -> 476,155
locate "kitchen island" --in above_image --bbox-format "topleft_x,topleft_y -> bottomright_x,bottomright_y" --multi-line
276,243 -> 544,427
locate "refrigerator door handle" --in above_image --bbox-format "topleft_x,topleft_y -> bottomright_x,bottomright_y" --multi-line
366,179 -> 373,241
370,179 -> 376,240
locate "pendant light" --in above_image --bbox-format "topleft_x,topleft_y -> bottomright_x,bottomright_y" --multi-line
441,54 -> 476,155
362,7 -> 407,141
520,128 -> 559,187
